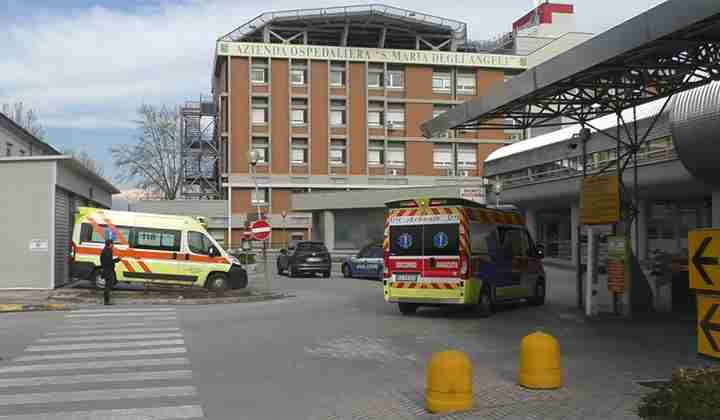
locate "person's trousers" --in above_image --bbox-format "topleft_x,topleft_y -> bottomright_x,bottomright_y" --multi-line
102,272 -> 116,305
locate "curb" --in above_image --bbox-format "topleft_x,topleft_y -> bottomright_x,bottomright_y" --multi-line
0,303 -> 76,313
101,292 -> 291,306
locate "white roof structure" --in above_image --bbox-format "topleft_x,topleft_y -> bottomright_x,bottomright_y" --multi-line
485,99 -> 669,162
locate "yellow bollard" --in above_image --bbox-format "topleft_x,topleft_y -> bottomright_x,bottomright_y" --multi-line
519,331 -> 562,389
426,350 -> 474,413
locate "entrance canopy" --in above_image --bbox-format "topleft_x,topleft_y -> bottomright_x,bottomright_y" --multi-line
421,0 -> 720,135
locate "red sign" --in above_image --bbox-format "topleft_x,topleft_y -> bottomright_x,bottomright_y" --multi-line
250,219 -> 271,241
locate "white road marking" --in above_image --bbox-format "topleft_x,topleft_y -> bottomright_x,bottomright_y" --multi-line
0,386 -> 197,406
0,357 -> 190,374
46,327 -> 180,336
0,405 -> 204,420
63,316 -> 178,324
36,332 -> 183,343
27,339 -> 184,352
66,312 -> 179,318
0,370 -> 193,388
69,307 -> 176,314
16,347 -> 187,362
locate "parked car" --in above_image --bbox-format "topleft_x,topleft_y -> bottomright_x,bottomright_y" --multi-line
342,242 -> 384,280
277,241 -> 331,277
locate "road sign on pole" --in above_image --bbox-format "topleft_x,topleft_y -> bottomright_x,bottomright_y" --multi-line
697,294 -> 720,358
251,219 -> 271,241
689,229 -> 720,292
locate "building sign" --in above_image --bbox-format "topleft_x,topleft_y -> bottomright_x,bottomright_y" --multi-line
580,174 -> 620,225
217,42 -> 528,69
606,235 -> 627,294
29,239 -> 49,252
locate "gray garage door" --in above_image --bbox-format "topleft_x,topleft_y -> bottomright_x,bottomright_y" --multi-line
54,188 -> 71,288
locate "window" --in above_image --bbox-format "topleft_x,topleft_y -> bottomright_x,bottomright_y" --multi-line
387,69 -> 404,89
432,70 -> 452,92
291,138 -> 308,164
433,143 -> 453,168
135,228 -> 181,252
5,142 -> 12,156
291,68 -> 306,85
368,110 -> 384,127
368,65 -> 384,88
386,106 -> 405,128
456,72 -> 476,94
330,64 -> 345,87
291,98 -> 308,126
80,224 -> 131,244
433,105 -> 451,138
386,142 -> 405,167
470,223 -> 499,259
251,66 -> 267,84
251,137 -> 269,164
499,228 -> 529,258
19,149 -> 26,156
368,140 -> 385,165
251,188 -> 269,205
457,144 -> 477,169
423,224 -> 460,256
330,139 -> 347,166
330,100 -> 346,126
188,231 -> 214,255
252,97 -> 268,124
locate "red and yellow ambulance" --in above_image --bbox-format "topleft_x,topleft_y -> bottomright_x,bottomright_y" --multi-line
383,197 -> 545,315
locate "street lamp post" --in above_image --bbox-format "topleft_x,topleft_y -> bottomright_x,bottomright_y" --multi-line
248,151 -> 271,294
281,211 -> 288,249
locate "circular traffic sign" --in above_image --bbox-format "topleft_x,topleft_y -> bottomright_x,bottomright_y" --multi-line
250,219 -> 271,241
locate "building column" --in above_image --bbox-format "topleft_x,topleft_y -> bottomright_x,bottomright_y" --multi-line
525,208 -> 538,242
570,202 -> 580,266
713,190 -> 720,228
323,210 -> 335,251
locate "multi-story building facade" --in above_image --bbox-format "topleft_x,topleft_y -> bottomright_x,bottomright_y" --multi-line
212,3 -> 590,246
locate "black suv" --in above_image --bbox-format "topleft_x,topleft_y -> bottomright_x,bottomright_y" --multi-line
277,241 -> 331,277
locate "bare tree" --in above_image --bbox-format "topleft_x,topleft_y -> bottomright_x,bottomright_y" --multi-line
62,148 -> 105,177
1,102 -> 46,139
112,105 -> 182,200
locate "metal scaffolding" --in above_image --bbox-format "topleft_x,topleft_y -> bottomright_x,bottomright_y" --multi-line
180,98 -> 219,200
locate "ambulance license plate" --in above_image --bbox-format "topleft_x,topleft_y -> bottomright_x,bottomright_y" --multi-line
395,273 -> 419,282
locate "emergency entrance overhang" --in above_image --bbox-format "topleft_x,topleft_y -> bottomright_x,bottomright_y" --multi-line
421,0 -> 720,135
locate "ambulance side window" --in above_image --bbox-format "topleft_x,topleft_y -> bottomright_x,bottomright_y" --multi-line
470,223 -> 498,258
499,228 -> 528,257
134,228 -> 180,252
188,231 -> 213,255
79,223 -> 131,243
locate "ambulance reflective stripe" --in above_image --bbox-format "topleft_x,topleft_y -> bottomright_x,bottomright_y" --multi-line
391,282 -> 459,289
96,211 -> 129,244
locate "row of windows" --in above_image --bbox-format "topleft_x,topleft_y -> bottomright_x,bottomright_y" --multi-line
249,137 -> 477,169
249,63 -> 478,94
495,136 -> 675,185
5,142 -> 27,157
79,224 -> 216,255
251,98 -> 434,129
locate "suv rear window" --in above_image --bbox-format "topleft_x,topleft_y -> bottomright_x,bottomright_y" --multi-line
296,242 -> 327,253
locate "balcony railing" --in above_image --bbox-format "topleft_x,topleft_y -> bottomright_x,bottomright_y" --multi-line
499,142 -> 677,189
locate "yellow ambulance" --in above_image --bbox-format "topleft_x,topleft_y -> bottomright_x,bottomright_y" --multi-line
383,198 -> 546,316
70,207 -> 247,290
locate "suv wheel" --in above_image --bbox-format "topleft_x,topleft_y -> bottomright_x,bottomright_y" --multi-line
277,263 -> 284,275
322,270 -> 331,278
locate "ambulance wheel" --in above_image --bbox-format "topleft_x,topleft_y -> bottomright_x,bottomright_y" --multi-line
528,279 -> 546,306
398,302 -> 419,315
207,273 -> 229,291
476,286 -> 494,318
90,269 -> 101,289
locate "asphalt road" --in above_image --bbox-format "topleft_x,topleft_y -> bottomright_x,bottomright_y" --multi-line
0,266 -> 700,420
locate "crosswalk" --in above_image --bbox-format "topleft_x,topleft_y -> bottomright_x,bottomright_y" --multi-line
0,307 -> 205,419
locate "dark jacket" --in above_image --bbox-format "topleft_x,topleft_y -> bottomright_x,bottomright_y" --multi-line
100,246 -> 120,277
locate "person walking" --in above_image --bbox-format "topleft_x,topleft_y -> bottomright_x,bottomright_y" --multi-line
100,239 -> 121,305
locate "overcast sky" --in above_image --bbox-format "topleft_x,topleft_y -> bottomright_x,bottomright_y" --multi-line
1,0 -> 665,188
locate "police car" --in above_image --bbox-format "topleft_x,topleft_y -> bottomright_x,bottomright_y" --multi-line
341,242 -> 384,280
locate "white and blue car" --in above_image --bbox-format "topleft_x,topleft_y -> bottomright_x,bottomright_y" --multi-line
341,243 -> 384,280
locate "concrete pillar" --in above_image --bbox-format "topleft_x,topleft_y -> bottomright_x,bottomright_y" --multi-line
585,226 -> 598,316
525,208 -> 538,242
323,210 -> 335,251
570,202 -> 580,266
713,190 -> 720,228
631,199 -> 648,261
